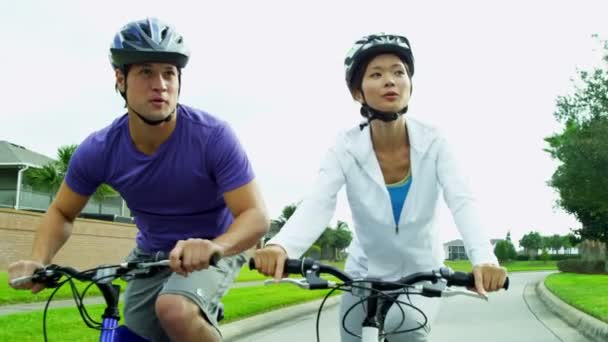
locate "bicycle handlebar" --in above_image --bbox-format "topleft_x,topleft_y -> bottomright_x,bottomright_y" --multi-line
249,258 -> 509,291
10,253 -> 221,288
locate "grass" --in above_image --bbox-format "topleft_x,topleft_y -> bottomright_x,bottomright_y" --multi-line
0,272 -> 128,306
445,260 -> 558,273
545,272 -> 608,323
0,284 -> 337,341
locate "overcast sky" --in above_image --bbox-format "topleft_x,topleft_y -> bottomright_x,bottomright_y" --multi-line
2,0 -> 606,246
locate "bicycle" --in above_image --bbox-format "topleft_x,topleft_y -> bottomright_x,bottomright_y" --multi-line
9,255 -> 222,342
249,258 -> 510,342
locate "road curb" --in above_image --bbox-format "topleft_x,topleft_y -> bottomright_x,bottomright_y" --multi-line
221,296 -> 340,342
536,280 -> 608,342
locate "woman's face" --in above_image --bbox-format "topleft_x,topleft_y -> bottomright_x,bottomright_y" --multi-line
355,53 -> 411,113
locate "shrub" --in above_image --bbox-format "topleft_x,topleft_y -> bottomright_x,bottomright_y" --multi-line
304,245 -> 322,260
557,259 -> 607,274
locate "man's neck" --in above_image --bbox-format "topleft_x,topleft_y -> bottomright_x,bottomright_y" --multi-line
128,112 -> 177,155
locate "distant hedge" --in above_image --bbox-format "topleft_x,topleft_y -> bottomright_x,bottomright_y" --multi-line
557,259 -> 607,274
516,254 -> 580,261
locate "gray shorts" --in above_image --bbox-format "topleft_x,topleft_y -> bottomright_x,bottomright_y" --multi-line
122,247 -> 247,342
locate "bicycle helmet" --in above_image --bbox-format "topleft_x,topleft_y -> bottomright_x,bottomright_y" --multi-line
110,17 -> 190,70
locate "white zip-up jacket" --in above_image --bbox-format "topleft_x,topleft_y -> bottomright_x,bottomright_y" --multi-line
268,116 -> 498,280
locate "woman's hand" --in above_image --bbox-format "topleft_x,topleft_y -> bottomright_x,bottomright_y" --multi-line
472,263 -> 508,295
253,245 -> 288,281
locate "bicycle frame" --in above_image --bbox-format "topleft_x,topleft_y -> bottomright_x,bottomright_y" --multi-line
94,281 -> 148,342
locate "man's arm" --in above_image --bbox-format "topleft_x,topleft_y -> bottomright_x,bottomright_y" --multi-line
9,181 -> 90,292
213,179 -> 269,256
31,181 -> 90,264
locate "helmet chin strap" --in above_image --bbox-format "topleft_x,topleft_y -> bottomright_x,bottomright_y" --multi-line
129,105 -> 176,126
359,103 -> 408,130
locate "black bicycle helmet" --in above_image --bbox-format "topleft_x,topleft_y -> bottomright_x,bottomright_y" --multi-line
344,33 -> 414,91
110,17 -> 190,70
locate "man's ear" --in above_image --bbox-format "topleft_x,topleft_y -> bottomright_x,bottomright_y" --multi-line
115,69 -> 126,93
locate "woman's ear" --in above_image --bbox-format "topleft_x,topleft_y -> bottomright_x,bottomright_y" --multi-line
352,89 -> 364,103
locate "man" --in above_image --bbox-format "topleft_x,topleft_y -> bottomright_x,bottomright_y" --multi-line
8,17 -> 269,342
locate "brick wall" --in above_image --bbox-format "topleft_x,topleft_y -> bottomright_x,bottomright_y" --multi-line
0,208 -> 137,271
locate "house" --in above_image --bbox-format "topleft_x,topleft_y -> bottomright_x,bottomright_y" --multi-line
0,141 -> 54,209
443,238 -> 501,260
0,141 -> 130,218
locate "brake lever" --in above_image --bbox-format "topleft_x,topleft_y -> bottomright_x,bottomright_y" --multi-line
264,278 -> 311,288
441,287 -> 488,301
9,268 -> 61,288
9,275 -> 34,287
263,278 -> 337,289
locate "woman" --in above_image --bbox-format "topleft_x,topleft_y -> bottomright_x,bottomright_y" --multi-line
254,33 -> 507,341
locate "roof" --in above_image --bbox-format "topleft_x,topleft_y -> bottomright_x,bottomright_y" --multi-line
0,141 -> 55,168
444,238 -> 503,246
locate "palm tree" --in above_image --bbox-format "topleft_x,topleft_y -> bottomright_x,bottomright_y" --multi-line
24,144 -> 118,211
266,203 -> 298,242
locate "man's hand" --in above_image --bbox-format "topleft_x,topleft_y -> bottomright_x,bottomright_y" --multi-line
472,263 -> 508,295
253,244 -> 288,282
169,239 -> 225,276
8,260 -> 46,293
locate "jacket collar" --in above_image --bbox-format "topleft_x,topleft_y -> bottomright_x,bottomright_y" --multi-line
343,115 -> 435,189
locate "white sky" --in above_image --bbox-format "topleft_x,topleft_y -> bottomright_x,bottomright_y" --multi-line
2,0 -> 607,247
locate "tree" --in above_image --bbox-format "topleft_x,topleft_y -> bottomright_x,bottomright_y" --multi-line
546,234 -> 564,254
494,232 -> 517,263
315,227 -> 335,259
505,232 -> 517,260
24,144 -> 117,207
540,248 -> 551,264
331,221 -> 353,261
266,203 -> 298,242
519,232 -> 542,260
562,234 -> 574,254
544,37 -> 608,271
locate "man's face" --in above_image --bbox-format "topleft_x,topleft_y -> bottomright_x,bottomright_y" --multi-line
116,63 -> 179,120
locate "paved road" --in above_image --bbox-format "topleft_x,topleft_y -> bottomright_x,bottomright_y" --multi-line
238,272 -> 592,342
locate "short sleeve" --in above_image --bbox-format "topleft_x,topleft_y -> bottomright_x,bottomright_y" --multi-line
64,134 -> 105,196
207,123 -> 255,193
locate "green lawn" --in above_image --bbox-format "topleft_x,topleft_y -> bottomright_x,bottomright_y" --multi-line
445,260 -> 558,273
0,284 -> 337,341
545,273 -> 608,323
0,272 -> 129,305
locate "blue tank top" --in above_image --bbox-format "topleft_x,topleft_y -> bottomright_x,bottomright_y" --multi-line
387,172 -> 412,226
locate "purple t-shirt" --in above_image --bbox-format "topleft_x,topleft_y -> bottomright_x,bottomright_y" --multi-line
65,104 -> 255,252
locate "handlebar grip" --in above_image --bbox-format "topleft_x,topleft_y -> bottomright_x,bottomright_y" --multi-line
446,272 -> 475,287
447,272 -> 510,290
248,258 -> 304,275
210,252 -> 221,267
